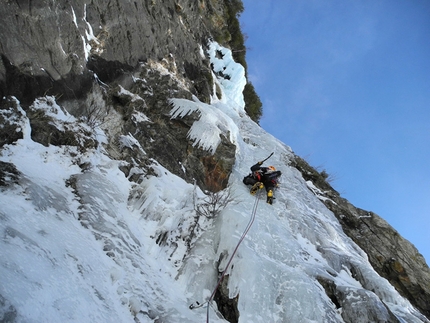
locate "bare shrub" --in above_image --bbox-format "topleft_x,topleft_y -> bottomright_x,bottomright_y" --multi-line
184,185 -> 235,251
83,85 -> 109,129
194,186 -> 234,219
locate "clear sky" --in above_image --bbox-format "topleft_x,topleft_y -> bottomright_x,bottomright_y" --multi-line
239,0 -> 430,263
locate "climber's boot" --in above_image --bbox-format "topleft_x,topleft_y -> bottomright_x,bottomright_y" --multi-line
250,182 -> 264,195
266,189 -> 273,204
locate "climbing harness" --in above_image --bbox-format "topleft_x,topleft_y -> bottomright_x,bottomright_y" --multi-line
189,190 -> 262,323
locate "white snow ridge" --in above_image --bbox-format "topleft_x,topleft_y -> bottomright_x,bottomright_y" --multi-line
0,42 -> 428,323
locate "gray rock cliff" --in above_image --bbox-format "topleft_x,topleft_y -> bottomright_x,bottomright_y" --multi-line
0,0 -> 235,191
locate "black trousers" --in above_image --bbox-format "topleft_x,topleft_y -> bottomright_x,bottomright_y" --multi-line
243,175 -> 274,192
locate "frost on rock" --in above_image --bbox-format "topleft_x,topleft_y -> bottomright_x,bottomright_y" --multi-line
119,133 -> 146,154
306,180 -> 335,203
82,4 -> 103,59
30,96 -> 76,123
169,96 -> 239,154
207,41 -> 246,111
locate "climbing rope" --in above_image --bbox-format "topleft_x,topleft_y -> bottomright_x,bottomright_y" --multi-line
204,189 -> 261,322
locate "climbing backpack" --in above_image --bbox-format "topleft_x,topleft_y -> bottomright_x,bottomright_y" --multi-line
243,173 -> 256,185
264,170 -> 282,181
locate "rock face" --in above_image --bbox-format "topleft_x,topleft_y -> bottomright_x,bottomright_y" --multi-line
0,0 -> 235,192
0,0 -> 222,104
1,0 -> 430,322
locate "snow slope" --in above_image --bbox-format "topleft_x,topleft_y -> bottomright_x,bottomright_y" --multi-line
1,42 -> 428,322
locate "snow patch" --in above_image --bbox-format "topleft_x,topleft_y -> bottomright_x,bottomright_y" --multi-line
119,133 -> 146,154
306,180 -> 336,204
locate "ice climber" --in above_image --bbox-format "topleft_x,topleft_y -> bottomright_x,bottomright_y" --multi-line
243,161 -> 282,205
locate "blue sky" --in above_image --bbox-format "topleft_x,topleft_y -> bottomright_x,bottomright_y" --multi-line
240,0 -> 430,263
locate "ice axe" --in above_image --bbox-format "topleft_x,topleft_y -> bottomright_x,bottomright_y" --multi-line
258,152 -> 274,165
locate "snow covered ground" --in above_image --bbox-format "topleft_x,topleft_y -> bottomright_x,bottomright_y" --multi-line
1,42 -> 428,322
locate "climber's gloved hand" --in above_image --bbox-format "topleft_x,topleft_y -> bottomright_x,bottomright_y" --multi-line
257,161 -> 263,165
